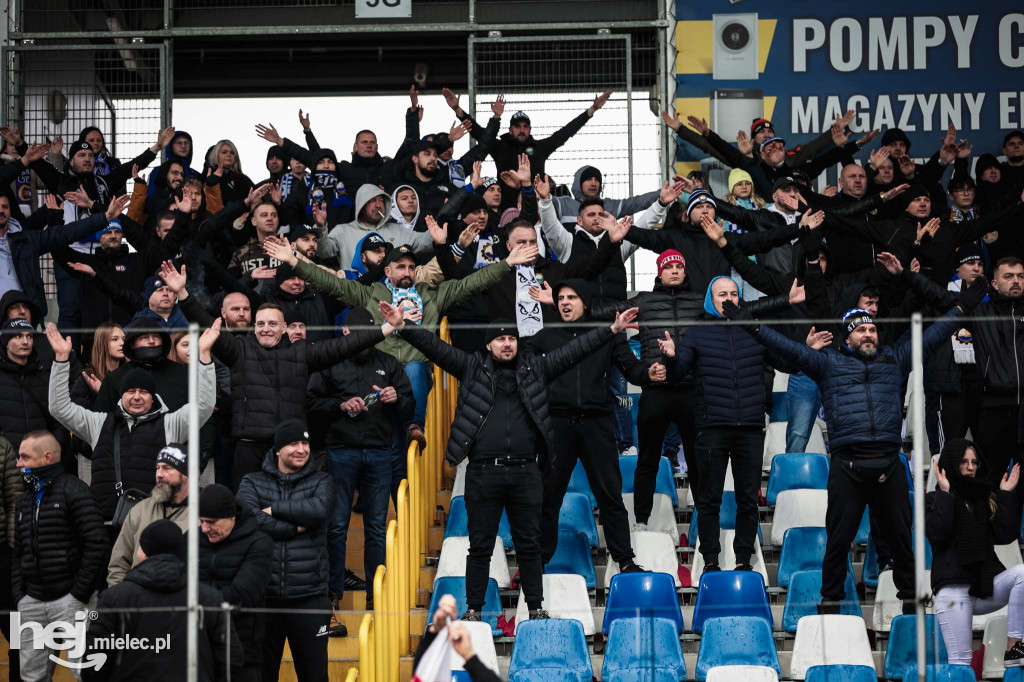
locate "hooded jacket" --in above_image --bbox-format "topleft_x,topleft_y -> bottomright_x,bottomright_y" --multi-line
236,451 -> 336,599
47,359 -> 215,518
163,130 -> 200,178
389,183 -> 423,231
970,291 -> 1024,405
398,323 -> 617,467
318,184 -> 434,276
198,507 -> 273,667
84,553 -> 242,682
551,166 -> 660,226
95,320 -> 189,412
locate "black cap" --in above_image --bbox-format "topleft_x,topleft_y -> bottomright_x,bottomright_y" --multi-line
461,194 -> 488,216
119,368 -> 157,397
274,418 -> 310,453
1004,130 -> 1024,146
199,485 -> 238,519
412,140 -> 441,155
360,233 -> 388,254
383,244 -> 416,267
289,224 -> 318,242
510,111 -> 530,125
139,519 -> 184,559
68,140 -> 93,159
771,175 -> 802,193
431,133 -> 454,152
484,319 -> 519,345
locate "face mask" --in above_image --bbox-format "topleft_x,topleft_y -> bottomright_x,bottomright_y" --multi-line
314,171 -> 337,190
133,345 -> 164,362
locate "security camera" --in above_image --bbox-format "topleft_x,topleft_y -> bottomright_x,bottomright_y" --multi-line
713,13 -> 758,80
413,63 -> 429,88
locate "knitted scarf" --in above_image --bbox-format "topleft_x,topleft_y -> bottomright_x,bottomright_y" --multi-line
946,278 -> 982,364
514,265 -> 543,337
22,462 -> 62,505
385,279 -> 424,326
939,438 -> 998,598
279,172 -> 311,200
93,150 -> 113,177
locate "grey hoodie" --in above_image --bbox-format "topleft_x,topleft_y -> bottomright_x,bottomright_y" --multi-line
319,184 -> 434,276
551,165 -> 660,226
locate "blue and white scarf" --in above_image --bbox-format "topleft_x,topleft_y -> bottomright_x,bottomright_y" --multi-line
514,265 -> 543,337
279,172 -> 312,200
385,280 -> 424,325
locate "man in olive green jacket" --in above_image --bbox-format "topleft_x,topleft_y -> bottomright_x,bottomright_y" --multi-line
265,235 -> 536,450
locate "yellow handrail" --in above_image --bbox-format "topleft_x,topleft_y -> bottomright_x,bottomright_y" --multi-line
358,612 -> 373,682
345,667 -> 358,682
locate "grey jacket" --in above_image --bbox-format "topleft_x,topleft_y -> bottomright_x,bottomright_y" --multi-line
551,165 -> 660,226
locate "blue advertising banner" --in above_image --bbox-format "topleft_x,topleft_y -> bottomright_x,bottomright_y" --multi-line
674,2 -> 1024,166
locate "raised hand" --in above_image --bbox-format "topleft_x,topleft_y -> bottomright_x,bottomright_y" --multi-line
876,252 -> 903,276
515,153 -> 532,186
676,175 -> 698,195
51,135 -> 63,156
131,163 -> 142,182
869,145 -> 892,169
821,185 -> 839,197
198,318 -> 222,362
736,130 -> 753,156
64,188 -> 93,209
898,154 -> 916,177
856,128 -> 880,146
425,215 -> 448,244
66,262 -> 96,278
441,87 -> 460,111
882,183 -> 910,202
611,306 -> 639,333
939,143 -> 957,166
250,265 -> 276,280
657,330 -> 676,358
789,278 -> 806,304
942,122 -> 957,148
172,192 -> 194,214
409,84 -> 420,111
604,215 -> 633,244
155,126 -> 176,149
0,126 -> 21,147
245,182 -> 273,207
255,123 -> 283,146
470,160 -> 483,189
312,201 -> 327,228
659,111 -> 681,131
805,326 -> 833,350
956,140 -> 972,159
588,90 -> 612,116
1001,463 -> 1020,492
659,179 -> 684,205
448,119 -> 472,143
799,209 -> 824,230
105,194 -> 130,221
499,170 -> 521,191
534,173 -> 551,200
528,281 -> 554,306
933,460 -> 950,493
776,192 -> 800,213
648,363 -> 667,382
457,224 -> 482,249
699,214 -> 726,246
20,142 -> 50,165
263,236 -> 297,266
159,260 -> 187,293
686,115 -> 710,136
830,121 -> 850,147
43,194 -> 60,211
491,94 -> 505,118
45,323 -> 73,362
506,243 -> 539,266
270,181 -> 282,206
836,109 -> 856,129
298,108 -> 311,132
81,371 -> 102,394
378,300 -> 405,330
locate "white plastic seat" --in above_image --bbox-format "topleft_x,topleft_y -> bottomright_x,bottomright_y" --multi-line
770,489 -> 828,545
772,372 -> 790,393
452,460 -> 467,497
691,529 -> 769,585
982,615 -> 1009,679
707,665 -> 780,682
764,421 -> 827,470
622,492 -> 679,545
790,615 -> 875,680
872,569 -> 934,632
687,462 -> 734,506
966,543 -> 1024,631
604,530 -> 681,588
450,621 -> 499,674
512,574 -> 595,635
434,536 -> 510,588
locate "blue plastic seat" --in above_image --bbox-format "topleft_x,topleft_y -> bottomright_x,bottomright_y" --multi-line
695,615 -> 781,681
766,453 -> 829,505
508,618 -> 593,682
782,570 -> 862,632
450,673 -> 473,682
602,616 -> 687,682
688,491 -> 763,544
445,495 -> 514,549
805,665 -> 880,682
427,576 -> 503,636
778,527 -> 827,587
884,615 -> 948,680
559,493 -> 598,548
568,460 -> 597,509
620,455 -> 679,507
692,570 -> 772,633
601,672 -> 680,682
603,572 -> 684,634
1006,668 -> 1024,682
864,529 -> 932,586
544,531 -> 596,588
901,665 -> 976,682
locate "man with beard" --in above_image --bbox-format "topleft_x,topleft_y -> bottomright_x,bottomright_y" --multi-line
106,444 -> 191,586
143,159 -> 186,228
731,283 -> 985,614
380,140 -> 456,219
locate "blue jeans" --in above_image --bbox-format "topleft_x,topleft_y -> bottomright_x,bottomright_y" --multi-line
786,373 -> 822,453
608,365 -> 634,451
403,361 -> 434,428
326,447 -> 391,600
53,265 -> 82,346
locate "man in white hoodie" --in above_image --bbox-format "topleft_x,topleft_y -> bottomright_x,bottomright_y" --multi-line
318,184 -> 434,277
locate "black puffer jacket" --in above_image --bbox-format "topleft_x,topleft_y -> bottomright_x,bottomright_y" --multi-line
89,404 -> 169,519
95,319 -> 187,412
0,350 -> 57,450
236,451 -> 336,600
926,488 -> 1022,592
266,285 -> 333,344
83,553 -> 242,682
198,508 -> 273,667
971,292 -> 1024,405
12,466 -> 108,603
180,293 -> 384,441
400,324 -> 616,467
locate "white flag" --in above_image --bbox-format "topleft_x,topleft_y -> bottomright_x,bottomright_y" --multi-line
411,625 -> 453,682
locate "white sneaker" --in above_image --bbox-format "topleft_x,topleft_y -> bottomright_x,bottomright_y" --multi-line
632,522 -> 648,532
620,446 -> 638,457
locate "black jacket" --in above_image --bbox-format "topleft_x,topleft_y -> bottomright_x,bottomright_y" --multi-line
926,488 -> 1022,593
12,466 -> 108,603
179,293 -> 384,441
236,451 -> 336,600
458,109 -> 591,177
198,508 -> 273,667
83,553 -> 242,682
970,292 -> 1024,405
307,348 -> 414,449
0,349 -> 62,450
399,324 -> 616,467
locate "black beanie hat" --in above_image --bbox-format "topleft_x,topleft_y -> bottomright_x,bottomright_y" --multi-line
274,418 -> 310,453
484,319 -> 519,346
199,484 -> 238,519
461,194 -> 488,217
156,444 -> 188,476
881,128 -> 911,151
345,307 -> 375,328
139,519 -> 184,559
900,181 -> 931,214
68,140 -> 93,159
1,318 -> 34,351
976,154 -> 1000,179
266,145 -> 289,163
275,262 -> 300,286
119,368 -> 157,397
579,166 -> 602,186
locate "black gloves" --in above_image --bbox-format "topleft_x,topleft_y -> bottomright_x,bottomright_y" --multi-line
958,277 -> 989,312
721,300 -> 759,334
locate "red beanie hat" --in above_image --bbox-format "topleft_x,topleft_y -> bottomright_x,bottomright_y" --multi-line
657,249 -> 685,276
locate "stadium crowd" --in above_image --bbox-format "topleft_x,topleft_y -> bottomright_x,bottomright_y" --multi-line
0,81 -> 1023,681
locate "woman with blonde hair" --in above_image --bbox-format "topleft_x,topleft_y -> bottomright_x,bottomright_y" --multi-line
204,139 -> 253,209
